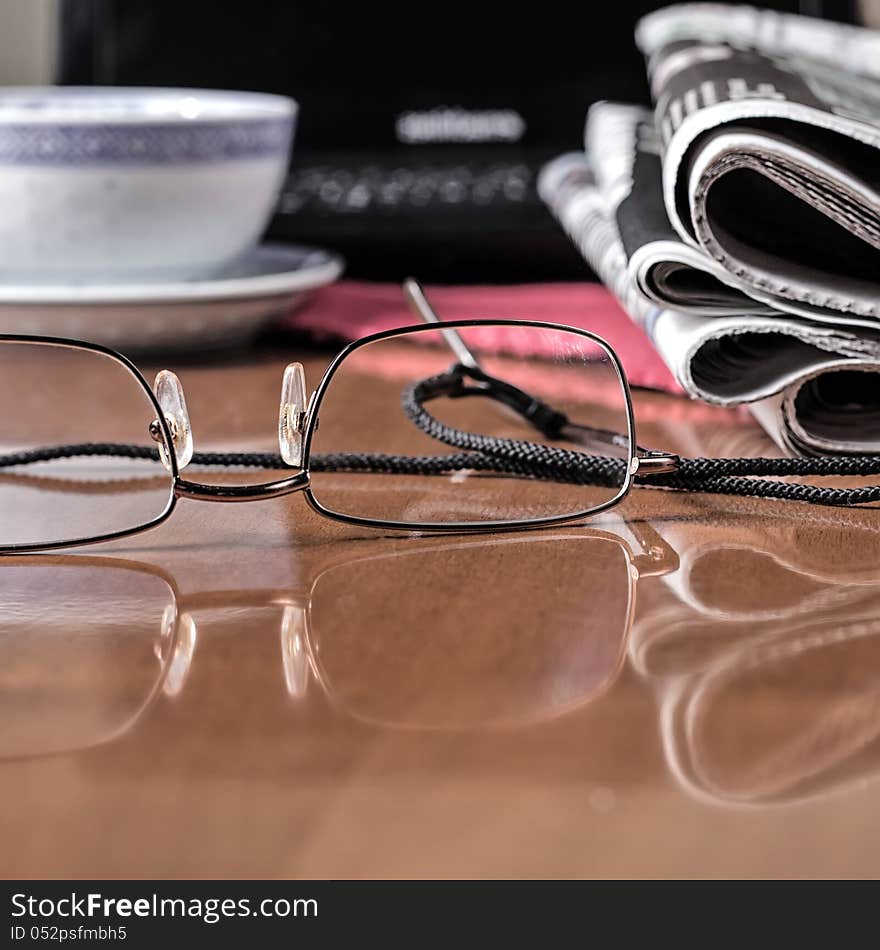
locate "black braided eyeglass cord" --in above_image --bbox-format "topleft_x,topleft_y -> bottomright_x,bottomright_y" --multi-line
400,376 -> 880,507
2,375 -> 880,508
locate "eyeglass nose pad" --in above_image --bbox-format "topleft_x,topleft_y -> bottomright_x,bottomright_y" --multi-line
152,370 -> 194,472
278,362 -> 308,468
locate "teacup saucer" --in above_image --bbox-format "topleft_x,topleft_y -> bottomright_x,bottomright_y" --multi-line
0,243 -> 344,352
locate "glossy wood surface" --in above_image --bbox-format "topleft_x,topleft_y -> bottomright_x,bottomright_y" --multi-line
2,341 -> 880,879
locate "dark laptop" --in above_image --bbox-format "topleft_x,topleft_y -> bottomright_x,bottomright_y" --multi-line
58,0 -> 848,281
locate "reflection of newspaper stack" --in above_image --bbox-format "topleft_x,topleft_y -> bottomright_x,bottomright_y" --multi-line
626,510 -> 880,806
538,4 -> 880,455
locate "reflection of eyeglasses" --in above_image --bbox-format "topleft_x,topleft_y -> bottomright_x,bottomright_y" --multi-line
2,279 -> 877,554
0,526 -> 677,756
0,556 -> 180,759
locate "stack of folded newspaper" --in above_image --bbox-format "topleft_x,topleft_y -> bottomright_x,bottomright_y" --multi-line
538,3 -> 880,455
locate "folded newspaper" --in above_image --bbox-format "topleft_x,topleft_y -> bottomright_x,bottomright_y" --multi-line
538,4 -> 880,455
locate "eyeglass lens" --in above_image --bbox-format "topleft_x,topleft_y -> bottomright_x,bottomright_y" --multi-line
0,340 -> 174,549
308,323 -> 633,526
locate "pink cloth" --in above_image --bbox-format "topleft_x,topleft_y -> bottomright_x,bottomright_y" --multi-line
286,280 -> 680,393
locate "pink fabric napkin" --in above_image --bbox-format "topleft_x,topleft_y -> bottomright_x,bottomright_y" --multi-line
285,280 -> 680,394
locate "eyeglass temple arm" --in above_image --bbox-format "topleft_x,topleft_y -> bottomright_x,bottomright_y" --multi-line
404,276 -> 604,443
402,278 -> 677,472
418,362 -> 678,470
403,277 -> 482,370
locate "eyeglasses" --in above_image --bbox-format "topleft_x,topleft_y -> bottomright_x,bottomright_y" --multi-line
0,279 -> 877,553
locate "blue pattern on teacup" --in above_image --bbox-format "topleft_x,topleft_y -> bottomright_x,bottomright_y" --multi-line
0,118 -> 294,165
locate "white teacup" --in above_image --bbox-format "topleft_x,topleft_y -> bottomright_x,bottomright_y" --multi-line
0,86 -> 297,282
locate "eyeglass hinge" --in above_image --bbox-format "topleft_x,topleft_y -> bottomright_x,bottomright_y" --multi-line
631,451 -> 681,477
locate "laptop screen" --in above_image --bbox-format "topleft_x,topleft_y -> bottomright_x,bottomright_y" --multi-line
56,0 -> 855,282
58,0 -> 817,155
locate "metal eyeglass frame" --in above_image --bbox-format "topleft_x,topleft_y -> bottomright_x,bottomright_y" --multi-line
0,279 -> 680,554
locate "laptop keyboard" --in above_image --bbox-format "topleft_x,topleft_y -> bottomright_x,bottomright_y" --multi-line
277,160 -> 535,217
266,149 -> 583,280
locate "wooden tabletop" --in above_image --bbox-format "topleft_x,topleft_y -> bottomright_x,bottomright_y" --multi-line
3,340 -> 880,879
